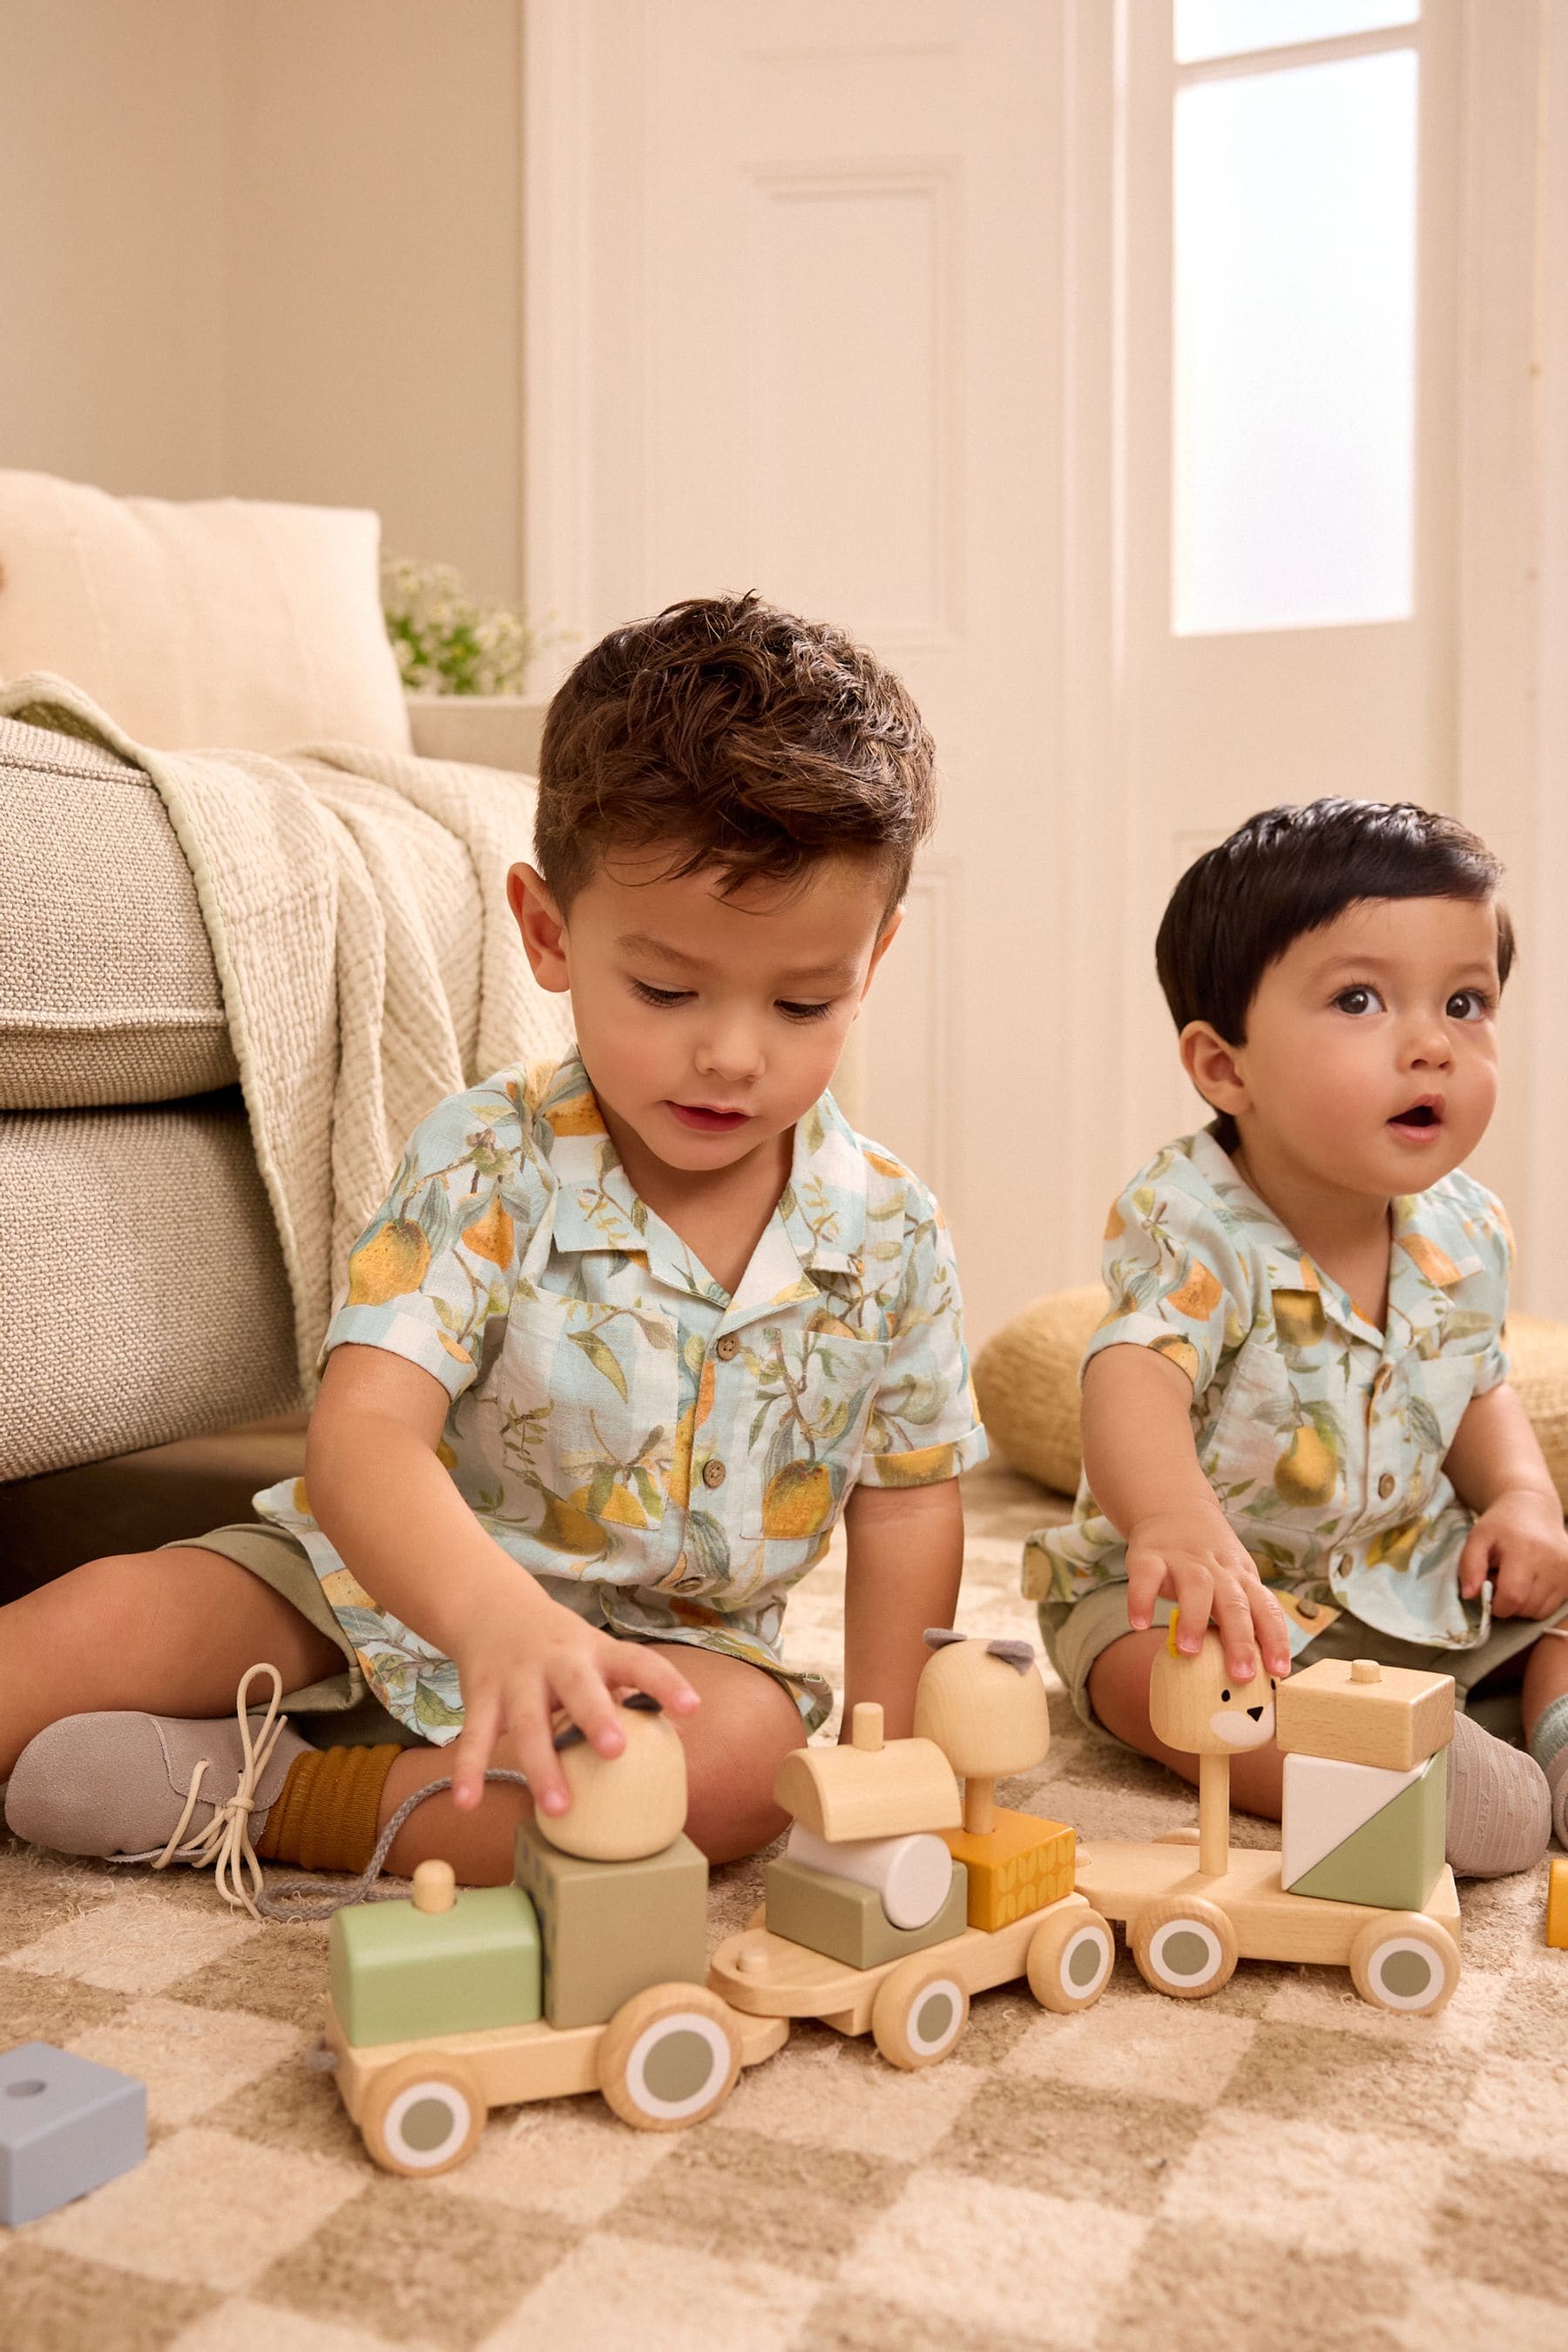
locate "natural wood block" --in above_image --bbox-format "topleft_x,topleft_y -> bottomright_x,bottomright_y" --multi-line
942,1808 -> 1076,1931
1548,1855 -> 1568,1950
330,1884 -> 541,2049
773,1735 -> 961,1843
1282,1751 -> 1446,1911
1274,1657 -> 1455,1770
763,1855 -> 969,1969
513,1822 -> 706,2031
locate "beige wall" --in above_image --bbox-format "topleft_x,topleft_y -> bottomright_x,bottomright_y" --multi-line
0,1 -> 226,497
0,0 -> 525,602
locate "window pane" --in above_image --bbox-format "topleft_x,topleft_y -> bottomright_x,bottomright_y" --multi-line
1175,1 -> 1418,64
1173,51 -> 1417,635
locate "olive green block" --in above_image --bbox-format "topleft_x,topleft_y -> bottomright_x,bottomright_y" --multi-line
513,1822 -> 708,2030
1288,1752 -> 1447,1911
764,1855 -> 970,1970
330,1884 -> 541,2049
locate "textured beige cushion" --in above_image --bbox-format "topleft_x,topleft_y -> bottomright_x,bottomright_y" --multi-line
975,1285 -> 1568,1510
1,713 -> 237,1108
0,1096 -> 299,1481
0,471 -> 411,754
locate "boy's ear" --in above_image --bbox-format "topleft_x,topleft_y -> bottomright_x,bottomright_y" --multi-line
857,909 -> 903,1004
1179,1020 -> 1248,1119
508,863 -> 571,994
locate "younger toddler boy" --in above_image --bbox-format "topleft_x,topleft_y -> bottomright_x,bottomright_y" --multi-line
1025,798 -> 1568,1873
3,595 -> 986,1889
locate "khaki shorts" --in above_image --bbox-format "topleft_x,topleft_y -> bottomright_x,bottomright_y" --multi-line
1039,1584 -> 1568,1748
174,1522 -> 828,1745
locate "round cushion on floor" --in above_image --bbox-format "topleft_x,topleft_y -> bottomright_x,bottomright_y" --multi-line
974,1288 -> 1568,1508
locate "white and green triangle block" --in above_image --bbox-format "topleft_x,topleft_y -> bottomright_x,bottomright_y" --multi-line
1281,1749 -> 1447,1911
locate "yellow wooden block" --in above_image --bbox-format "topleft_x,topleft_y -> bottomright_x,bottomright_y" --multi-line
942,1808 -> 1075,1930
1548,1855 -> 1568,1950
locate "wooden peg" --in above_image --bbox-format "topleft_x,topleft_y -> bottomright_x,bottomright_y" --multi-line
851,1704 -> 884,1753
1350,1659 -> 1382,1686
411,1860 -> 456,1914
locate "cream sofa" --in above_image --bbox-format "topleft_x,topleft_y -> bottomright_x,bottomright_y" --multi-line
0,693 -> 547,1594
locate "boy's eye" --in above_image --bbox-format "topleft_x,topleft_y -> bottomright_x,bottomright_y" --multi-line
777,999 -> 834,1023
1446,989 -> 1491,1021
1333,985 -> 1383,1016
631,981 -> 691,1009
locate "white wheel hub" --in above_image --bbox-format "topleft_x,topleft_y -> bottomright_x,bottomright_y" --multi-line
905,1977 -> 966,2059
1058,1922 -> 1114,2001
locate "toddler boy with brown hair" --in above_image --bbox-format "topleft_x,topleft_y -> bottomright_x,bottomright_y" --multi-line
4,594 -> 986,1890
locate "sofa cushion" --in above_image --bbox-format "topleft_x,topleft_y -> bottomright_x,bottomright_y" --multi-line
975,1285 -> 1568,1511
1,713 -> 238,1108
0,1094 -> 299,1482
0,471 -> 411,754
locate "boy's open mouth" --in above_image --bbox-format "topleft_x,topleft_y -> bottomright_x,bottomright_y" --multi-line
670,1103 -> 751,1132
1388,1098 -> 1443,1137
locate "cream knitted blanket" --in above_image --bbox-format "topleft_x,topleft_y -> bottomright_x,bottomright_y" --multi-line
2,673 -> 572,1396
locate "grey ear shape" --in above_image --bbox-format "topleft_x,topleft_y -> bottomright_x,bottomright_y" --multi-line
986,1639 -> 1036,1673
622,1693 -> 663,1714
923,1627 -> 966,1651
552,1724 -> 586,1753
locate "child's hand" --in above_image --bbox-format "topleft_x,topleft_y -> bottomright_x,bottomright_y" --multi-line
444,1582 -> 700,1815
1459,1488 -> 1568,1620
1125,1509 -> 1294,1684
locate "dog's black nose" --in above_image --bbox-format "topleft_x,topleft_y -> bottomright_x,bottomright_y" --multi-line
1247,1705 -> 1265,1720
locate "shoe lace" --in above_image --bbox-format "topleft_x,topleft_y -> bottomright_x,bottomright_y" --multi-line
150,1661 -> 291,1921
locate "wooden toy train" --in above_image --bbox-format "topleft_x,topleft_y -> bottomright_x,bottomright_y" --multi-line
322,1620 -> 1462,2174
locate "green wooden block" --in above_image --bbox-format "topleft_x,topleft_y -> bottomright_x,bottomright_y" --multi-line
764,1855 -> 970,1970
513,1823 -> 707,2030
1288,1752 -> 1447,1911
330,1884 -> 541,2048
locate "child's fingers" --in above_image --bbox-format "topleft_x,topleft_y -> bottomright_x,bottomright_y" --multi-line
1125,1551 -> 1172,1632
1458,1521 -> 1497,1602
607,1640 -> 702,1716
551,1656 -> 631,1759
1169,1565 -> 1213,1651
449,1688 -> 503,1812
507,1686 -> 572,1816
1245,1581 -> 1293,1676
1211,1581 -> 1259,1683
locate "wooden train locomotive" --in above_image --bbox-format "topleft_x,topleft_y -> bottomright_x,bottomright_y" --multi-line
322,1697 -> 785,2173
709,1631 -> 1116,2065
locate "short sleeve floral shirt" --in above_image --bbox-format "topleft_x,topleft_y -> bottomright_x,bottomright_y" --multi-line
1023,1130 -> 1512,1654
255,1050 -> 986,1738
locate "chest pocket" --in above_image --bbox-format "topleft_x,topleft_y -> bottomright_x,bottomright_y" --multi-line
488,1287 -> 680,1563
738,1326 -> 889,1543
1204,1330 -> 1344,1516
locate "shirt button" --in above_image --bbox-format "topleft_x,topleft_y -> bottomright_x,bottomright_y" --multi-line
1378,1471 -> 1396,1499
714,1335 -> 740,1361
701,1459 -> 727,1490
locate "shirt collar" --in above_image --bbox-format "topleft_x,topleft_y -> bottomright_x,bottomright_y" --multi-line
1184,1130 -> 1477,1349
540,1051 -> 867,1303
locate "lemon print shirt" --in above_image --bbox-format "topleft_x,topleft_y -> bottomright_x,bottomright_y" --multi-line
255,1050 -> 986,1739
1024,1130 -> 1512,1654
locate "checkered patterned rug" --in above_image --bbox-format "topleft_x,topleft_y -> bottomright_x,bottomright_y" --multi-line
3,1462 -> 1565,2352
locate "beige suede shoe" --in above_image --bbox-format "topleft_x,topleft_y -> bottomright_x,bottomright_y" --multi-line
3,1666 -> 308,1913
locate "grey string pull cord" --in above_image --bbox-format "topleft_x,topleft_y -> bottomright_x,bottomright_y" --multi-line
254,1767 -> 531,1923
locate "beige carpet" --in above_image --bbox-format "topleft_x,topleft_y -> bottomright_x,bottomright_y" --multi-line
2,1462 -> 1565,2352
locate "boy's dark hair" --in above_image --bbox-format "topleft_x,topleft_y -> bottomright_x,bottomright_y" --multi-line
1157,798 -> 1514,1152
534,593 -> 936,913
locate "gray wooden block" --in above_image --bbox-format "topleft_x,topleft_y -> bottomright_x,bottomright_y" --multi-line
0,2041 -> 146,2224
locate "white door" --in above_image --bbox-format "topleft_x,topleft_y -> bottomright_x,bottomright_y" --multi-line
524,0 -> 1068,1343
524,0 -> 1551,1333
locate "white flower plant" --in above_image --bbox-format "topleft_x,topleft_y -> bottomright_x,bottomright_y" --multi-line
381,556 -> 555,698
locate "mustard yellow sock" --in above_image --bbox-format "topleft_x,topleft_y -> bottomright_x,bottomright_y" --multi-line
255,1744 -> 402,1874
